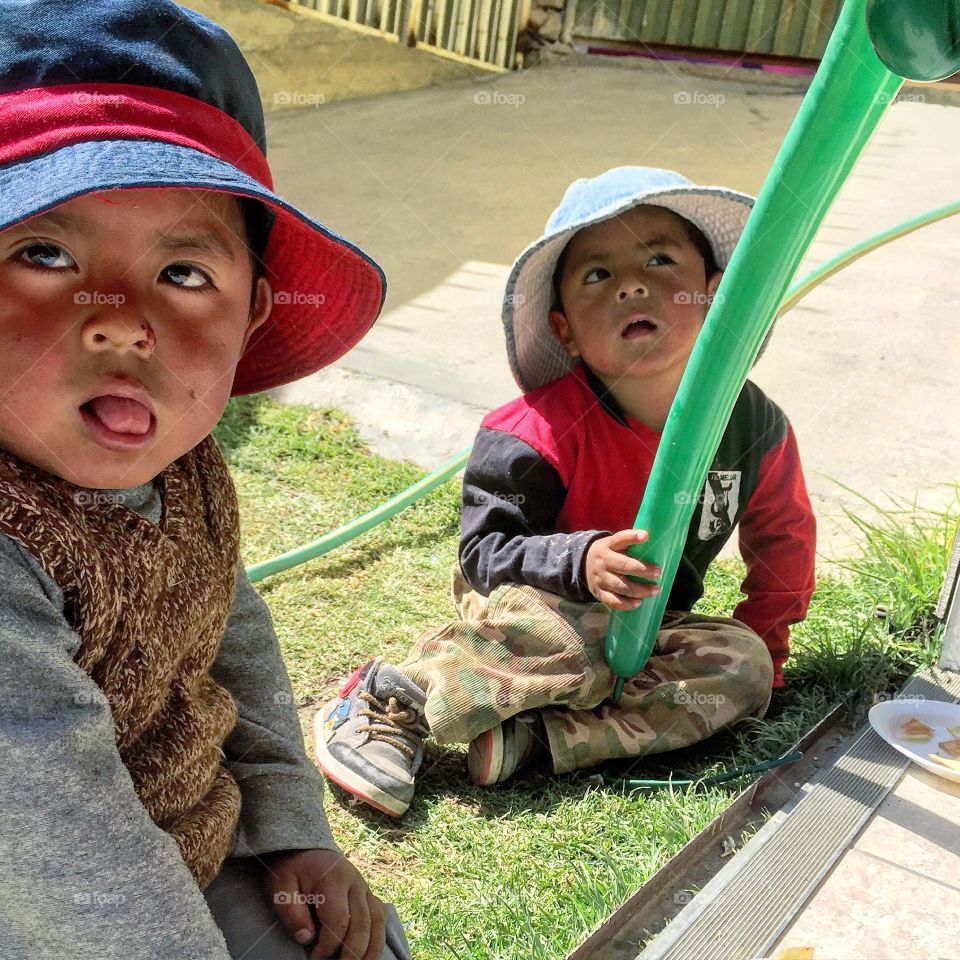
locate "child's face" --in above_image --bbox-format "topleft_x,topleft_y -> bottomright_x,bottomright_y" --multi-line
549,205 -> 721,388
0,188 -> 271,489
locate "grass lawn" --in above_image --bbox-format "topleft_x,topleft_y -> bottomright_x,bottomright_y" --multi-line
214,394 -> 958,960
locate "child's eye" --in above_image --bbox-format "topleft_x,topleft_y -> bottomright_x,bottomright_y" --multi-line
647,253 -> 674,266
17,242 -> 76,270
583,267 -> 611,284
162,263 -> 214,290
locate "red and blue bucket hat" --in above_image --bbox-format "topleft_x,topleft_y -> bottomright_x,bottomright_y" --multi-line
0,0 -> 385,395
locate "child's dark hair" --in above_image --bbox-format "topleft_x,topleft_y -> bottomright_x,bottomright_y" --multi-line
238,196 -> 273,306
551,210 -> 718,313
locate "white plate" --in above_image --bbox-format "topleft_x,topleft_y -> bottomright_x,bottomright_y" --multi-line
869,698 -> 960,784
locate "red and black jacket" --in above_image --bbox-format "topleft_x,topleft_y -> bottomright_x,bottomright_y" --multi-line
459,364 -> 816,687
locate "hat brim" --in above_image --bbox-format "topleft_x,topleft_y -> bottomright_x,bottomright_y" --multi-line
504,187 -> 755,393
0,139 -> 385,395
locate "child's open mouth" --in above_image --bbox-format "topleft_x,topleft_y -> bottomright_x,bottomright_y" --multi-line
80,395 -> 156,450
621,315 -> 658,339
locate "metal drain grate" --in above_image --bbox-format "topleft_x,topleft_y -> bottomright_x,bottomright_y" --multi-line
638,667 -> 960,960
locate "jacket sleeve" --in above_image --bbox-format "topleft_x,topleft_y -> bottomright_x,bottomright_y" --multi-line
208,564 -> 339,859
733,423 -> 817,687
458,427 -> 608,600
0,534 -> 232,960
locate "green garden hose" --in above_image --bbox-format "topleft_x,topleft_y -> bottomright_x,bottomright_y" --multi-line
600,750 -> 804,792
246,446 -> 471,582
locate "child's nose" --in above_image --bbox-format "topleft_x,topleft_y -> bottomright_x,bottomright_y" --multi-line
617,279 -> 648,301
80,314 -> 156,359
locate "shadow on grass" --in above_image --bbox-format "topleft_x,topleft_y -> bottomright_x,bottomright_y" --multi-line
252,521 -> 461,596
322,750 -> 607,835
213,393 -> 275,460
320,711 -> 811,838
311,525 -> 460,579
315,669 -> 864,843
320,733 -> 632,827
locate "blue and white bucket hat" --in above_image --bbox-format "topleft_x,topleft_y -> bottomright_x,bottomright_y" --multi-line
503,166 -> 758,393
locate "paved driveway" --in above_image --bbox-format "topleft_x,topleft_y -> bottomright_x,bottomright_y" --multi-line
265,59 -> 960,559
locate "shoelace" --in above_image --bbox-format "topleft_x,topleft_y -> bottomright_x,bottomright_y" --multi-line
356,691 -> 428,759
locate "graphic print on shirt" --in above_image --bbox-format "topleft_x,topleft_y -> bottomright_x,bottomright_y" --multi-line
697,470 -> 741,541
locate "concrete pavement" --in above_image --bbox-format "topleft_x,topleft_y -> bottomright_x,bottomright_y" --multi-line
264,58 -> 960,559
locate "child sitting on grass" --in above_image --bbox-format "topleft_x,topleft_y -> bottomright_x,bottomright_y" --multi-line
0,2 -> 409,958
315,167 -> 816,818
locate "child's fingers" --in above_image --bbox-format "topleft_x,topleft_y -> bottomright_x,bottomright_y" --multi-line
599,590 -> 645,611
604,575 -> 660,600
607,528 -> 650,550
598,578 -> 658,609
611,553 -> 661,580
625,580 -> 660,599
312,894 -> 350,959
266,874 -> 316,950
361,893 -> 387,960
335,885 -> 372,960
604,532 -> 660,574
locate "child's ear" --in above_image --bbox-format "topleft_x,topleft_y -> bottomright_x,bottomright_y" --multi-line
242,276 -> 272,352
548,309 -> 580,359
706,269 -> 723,300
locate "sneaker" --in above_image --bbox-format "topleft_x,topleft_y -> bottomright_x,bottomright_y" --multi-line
313,658 -> 428,817
467,712 -> 547,786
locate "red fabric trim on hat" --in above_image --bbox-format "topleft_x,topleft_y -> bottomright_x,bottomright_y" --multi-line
0,83 -> 272,188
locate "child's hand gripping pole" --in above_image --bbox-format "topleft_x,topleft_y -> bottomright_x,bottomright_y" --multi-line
605,0 -> 960,701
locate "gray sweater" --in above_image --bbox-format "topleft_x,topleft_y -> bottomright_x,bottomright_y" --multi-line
0,479 -> 337,959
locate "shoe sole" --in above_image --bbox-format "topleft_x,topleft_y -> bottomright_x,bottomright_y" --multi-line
467,725 -> 505,786
311,709 -> 411,817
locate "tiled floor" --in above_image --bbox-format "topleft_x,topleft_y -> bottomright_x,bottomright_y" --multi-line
769,766 -> 960,959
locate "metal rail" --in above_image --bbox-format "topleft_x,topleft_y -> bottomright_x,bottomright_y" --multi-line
635,667 -> 960,960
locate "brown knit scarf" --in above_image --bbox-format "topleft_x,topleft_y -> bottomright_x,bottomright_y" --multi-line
0,435 -> 242,891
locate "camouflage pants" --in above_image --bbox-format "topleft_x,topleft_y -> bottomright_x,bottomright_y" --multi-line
399,565 -> 774,774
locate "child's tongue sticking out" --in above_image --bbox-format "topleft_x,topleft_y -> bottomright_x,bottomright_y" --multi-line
87,395 -> 153,435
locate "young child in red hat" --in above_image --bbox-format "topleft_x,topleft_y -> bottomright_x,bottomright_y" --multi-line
0,2 -> 408,958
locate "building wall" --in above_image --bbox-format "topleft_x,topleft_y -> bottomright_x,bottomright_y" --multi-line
567,0 -> 843,59
180,0 -> 481,111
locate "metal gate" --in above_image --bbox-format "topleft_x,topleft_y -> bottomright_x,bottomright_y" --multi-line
291,0 -> 524,69
564,0 -> 844,60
